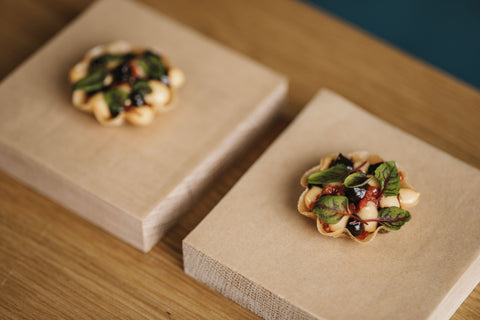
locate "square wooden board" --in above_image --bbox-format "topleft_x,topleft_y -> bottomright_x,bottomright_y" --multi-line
184,89 -> 480,320
0,0 -> 287,252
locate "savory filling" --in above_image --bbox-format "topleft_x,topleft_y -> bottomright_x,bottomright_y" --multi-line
68,41 -> 185,127
72,50 -> 169,117
302,153 -> 420,241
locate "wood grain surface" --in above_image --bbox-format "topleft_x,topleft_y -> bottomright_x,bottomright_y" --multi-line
185,89 -> 480,320
0,0 -> 287,252
1,0 -> 479,319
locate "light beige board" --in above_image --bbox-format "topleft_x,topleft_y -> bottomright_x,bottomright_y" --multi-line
0,0 -> 287,252
184,89 -> 480,320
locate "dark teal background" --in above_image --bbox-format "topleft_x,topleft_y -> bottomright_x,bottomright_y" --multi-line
304,0 -> 480,89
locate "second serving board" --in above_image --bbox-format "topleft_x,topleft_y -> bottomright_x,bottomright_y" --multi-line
184,89 -> 480,320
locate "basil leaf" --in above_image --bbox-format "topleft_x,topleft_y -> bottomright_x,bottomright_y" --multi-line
344,172 -> 372,188
103,88 -> 128,117
378,207 -> 411,230
306,164 -> 350,186
131,79 -> 152,96
313,195 -> 349,224
72,68 -> 107,93
137,51 -> 166,79
374,161 -> 401,197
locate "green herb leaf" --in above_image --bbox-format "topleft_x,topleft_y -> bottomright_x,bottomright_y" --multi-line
137,51 -> 166,79
313,195 -> 349,224
72,68 -> 107,93
344,172 -> 372,188
89,54 -> 124,70
374,161 -> 401,197
378,207 -> 411,230
306,164 -> 350,186
103,88 -> 128,117
131,79 -> 152,96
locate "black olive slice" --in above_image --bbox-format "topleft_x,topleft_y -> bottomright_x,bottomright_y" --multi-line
345,186 -> 367,204
330,153 -> 353,170
159,74 -> 170,86
122,53 -> 136,61
367,162 -> 384,175
112,63 -> 134,84
130,91 -> 146,107
346,218 -> 364,237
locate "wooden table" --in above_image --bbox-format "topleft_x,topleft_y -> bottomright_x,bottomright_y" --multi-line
1,0 -> 479,319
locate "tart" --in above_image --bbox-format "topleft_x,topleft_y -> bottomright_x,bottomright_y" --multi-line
298,151 -> 420,243
68,41 -> 185,126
